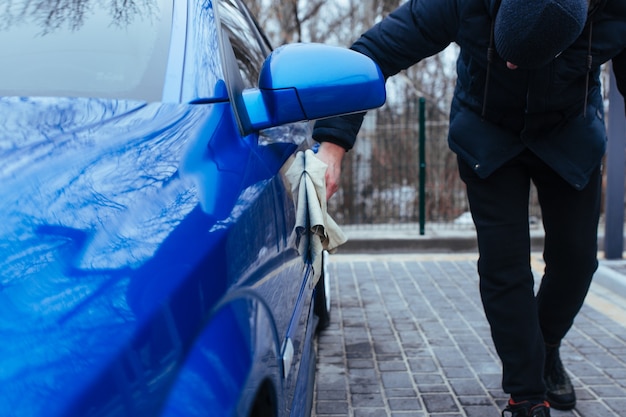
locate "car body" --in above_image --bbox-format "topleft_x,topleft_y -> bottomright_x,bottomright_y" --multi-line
0,1 -> 385,416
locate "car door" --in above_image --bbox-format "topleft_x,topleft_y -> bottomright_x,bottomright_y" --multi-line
213,1 -> 317,413
167,0 -> 316,415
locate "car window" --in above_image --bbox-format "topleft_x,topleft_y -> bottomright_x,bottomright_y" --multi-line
0,0 -> 172,101
216,0 -> 272,89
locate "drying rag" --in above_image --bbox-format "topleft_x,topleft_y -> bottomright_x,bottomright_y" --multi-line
284,149 -> 347,285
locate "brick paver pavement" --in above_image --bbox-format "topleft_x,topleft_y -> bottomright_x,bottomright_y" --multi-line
313,253 -> 626,417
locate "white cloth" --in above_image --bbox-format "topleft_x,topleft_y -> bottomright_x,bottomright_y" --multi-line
284,149 -> 347,285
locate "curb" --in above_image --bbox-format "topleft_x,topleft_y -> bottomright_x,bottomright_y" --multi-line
337,233 -> 626,297
339,235 -> 545,254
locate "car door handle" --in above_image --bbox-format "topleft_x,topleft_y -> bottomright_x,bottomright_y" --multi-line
281,337 -> 294,379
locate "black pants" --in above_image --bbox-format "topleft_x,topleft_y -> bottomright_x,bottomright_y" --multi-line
458,149 -> 601,401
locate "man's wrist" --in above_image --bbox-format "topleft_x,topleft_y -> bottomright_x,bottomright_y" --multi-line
317,141 -> 347,157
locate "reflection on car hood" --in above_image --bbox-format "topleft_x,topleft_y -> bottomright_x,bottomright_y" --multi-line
0,96 -> 250,416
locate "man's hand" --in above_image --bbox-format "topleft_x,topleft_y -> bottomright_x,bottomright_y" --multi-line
315,142 -> 346,200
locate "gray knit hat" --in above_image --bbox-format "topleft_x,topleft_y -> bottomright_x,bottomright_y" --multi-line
494,0 -> 589,68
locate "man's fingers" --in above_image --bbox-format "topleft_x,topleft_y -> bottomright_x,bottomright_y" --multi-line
315,142 -> 346,200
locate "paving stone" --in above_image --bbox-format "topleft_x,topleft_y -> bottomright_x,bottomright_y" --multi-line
350,384 -> 382,395
351,393 -> 386,408
415,384 -> 450,394
448,378 -> 489,396
348,358 -> 376,369
353,409 -> 388,417
381,372 -> 415,389
312,255 -> 626,417
422,394 -> 460,413
387,397 -> 422,411
385,388 -> 418,399
315,400 -> 349,415
316,389 -> 348,401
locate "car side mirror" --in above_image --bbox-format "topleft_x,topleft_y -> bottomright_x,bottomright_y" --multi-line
237,43 -> 386,135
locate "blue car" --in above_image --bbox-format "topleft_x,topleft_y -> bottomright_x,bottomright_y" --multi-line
0,0 -> 385,416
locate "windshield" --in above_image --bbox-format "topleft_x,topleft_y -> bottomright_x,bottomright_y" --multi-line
0,0 -> 173,101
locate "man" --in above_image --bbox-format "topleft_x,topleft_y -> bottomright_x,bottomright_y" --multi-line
312,0 -> 626,416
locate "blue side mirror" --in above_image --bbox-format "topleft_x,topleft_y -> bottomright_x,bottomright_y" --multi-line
239,43 -> 386,134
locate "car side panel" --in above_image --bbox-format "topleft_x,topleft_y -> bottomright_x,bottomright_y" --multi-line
159,295 -> 282,417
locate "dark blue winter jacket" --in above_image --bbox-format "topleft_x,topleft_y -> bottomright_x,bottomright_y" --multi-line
313,0 -> 626,189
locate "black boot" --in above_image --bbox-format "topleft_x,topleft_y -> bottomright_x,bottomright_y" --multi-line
544,345 -> 576,410
502,399 -> 551,417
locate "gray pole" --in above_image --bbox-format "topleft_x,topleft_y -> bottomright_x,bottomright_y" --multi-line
603,64 -> 626,259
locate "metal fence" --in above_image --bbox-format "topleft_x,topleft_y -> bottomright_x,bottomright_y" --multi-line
327,97 -> 542,232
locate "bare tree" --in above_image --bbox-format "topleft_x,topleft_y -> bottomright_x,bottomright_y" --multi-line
0,0 -> 157,33
242,0 -> 360,46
